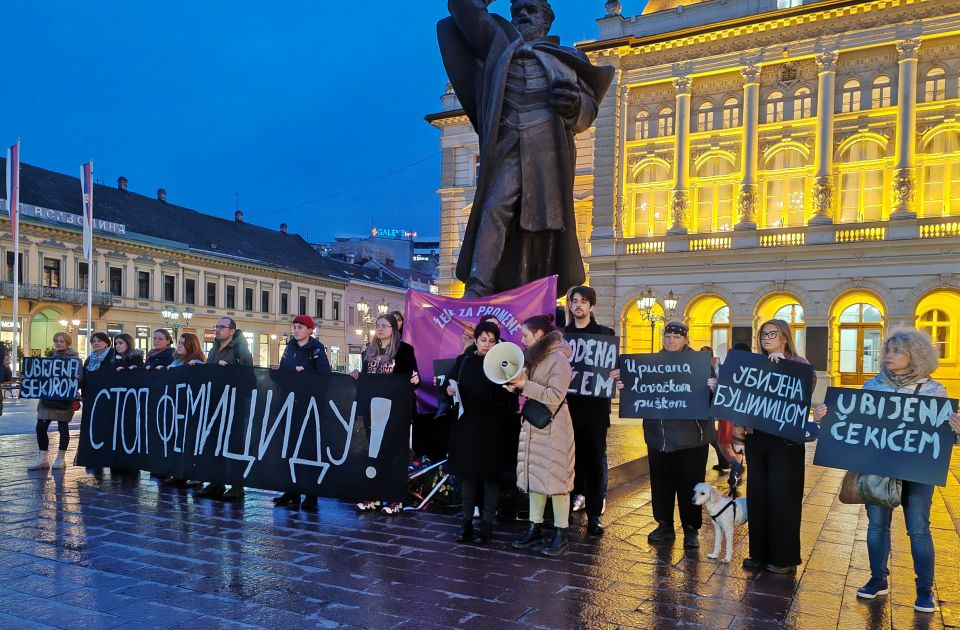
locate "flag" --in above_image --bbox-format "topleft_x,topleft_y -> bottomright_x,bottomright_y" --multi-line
5,141 -> 19,242
81,161 -> 93,259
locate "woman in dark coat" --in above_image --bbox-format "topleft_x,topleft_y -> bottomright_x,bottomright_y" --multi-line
144,329 -> 175,369
110,333 -> 144,370
446,321 -> 518,544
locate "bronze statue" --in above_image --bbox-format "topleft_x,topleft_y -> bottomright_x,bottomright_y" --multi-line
438,0 -> 615,298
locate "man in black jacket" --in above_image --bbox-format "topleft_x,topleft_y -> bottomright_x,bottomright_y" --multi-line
563,286 -> 618,536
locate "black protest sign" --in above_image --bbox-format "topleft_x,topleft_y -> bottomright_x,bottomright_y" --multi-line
813,386 -> 959,486
19,357 -> 82,400
566,333 -> 619,399
711,350 -> 814,443
75,365 -> 412,501
618,351 -> 712,419
433,359 -> 457,391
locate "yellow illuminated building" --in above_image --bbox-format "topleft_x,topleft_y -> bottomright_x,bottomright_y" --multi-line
429,0 -> 960,397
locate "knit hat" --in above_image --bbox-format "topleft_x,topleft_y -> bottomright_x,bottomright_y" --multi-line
292,315 -> 315,330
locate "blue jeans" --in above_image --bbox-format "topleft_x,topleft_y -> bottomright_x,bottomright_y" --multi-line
866,480 -> 935,589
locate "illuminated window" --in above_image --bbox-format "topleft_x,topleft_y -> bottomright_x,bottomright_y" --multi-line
840,79 -> 862,113
765,91 -> 784,123
658,107 -> 675,137
694,156 -> 736,233
696,101 -> 714,132
871,75 -> 892,108
918,309 -> 951,359
777,0 -> 803,7
762,148 -> 807,228
631,162 -> 671,237
793,87 -> 813,119
839,140 -> 885,223
838,303 -> 884,385
711,306 -> 731,359
635,110 -> 650,140
921,129 -> 960,217
721,97 -> 741,129
924,68 -> 946,102
773,303 -> 806,357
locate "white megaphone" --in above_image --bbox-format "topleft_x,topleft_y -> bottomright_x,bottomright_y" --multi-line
483,342 -> 525,384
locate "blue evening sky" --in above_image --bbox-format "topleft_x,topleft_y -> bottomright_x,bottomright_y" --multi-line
2,1 -> 646,242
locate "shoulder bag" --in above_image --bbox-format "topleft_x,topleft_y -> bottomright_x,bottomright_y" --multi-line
522,397 -> 566,430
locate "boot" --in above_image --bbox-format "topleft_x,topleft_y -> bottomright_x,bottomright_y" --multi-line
647,521 -> 676,544
511,523 -> 543,549
273,492 -> 300,507
300,495 -> 318,509
683,526 -> 700,549
196,483 -> 226,498
51,451 -> 67,469
473,521 -> 493,545
456,519 -> 474,543
541,528 -> 568,557
222,486 -> 245,501
587,515 -> 605,536
27,450 -> 50,470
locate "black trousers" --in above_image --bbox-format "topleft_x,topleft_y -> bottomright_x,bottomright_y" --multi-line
745,430 -> 805,567
572,417 -> 608,518
461,479 -> 499,523
648,445 -> 708,530
37,420 -> 70,451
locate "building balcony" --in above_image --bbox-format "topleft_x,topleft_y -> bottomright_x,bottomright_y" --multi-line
0,282 -> 114,307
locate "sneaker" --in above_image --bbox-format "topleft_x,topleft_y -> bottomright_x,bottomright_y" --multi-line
856,578 -> 889,599
914,587 -> 936,613
571,494 -> 586,512
356,500 -> 380,512
712,463 -> 730,472
381,502 -> 403,515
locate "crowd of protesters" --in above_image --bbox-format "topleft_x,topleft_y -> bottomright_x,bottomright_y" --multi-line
19,284 -> 960,610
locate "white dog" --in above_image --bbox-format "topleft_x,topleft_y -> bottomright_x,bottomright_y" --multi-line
692,482 -> 748,563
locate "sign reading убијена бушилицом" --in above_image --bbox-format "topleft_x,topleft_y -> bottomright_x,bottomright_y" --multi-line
618,351 -> 712,419
814,386 -> 959,486
711,350 -> 814,443
19,357 -> 82,400
565,333 -> 618,399
76,366 -> 412,501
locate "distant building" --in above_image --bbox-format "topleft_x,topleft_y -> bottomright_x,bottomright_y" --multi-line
315,230 -> 439,292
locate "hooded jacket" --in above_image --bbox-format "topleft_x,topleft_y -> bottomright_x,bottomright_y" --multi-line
279,336 -> 331,373
206,329 -> 253,367
642,346 -> 716,453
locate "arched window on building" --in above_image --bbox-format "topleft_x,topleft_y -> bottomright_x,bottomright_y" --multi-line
694,155 -> 737,233
762,147 -> 808,228
773,303 -> 806,357
765,90 -> 785,123
631,162 -> 672,237
918,309 -> 951,359
838,139 -> 886,223
658,107 -> 675,137
793,87 -> 813,119
711,306 -> 731,360
635,110 -> 650,140
921,128 -> 960,217
697,101 -> 714,132
721,97 -> 741,129
838,302 -> 884,385
871,75 -> 893,109
924,67 -> 946,102
840,79 -> 862,113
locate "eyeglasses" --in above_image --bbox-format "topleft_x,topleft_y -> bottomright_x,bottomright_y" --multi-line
214,325 -> 233,330
760,331 -> 781,340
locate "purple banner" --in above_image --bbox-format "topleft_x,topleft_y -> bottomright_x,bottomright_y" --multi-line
403,276 -> 558,413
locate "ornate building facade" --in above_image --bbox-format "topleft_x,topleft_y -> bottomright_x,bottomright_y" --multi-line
429,0 -> 960,396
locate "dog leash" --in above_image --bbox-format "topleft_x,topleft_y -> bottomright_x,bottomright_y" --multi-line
709,499 -> 737,522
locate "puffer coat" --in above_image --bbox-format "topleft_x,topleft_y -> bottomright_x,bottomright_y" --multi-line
516,330 -> 576,496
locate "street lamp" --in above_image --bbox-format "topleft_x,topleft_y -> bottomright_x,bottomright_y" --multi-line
161,305 -> 193,339
58,318 -> 81,333
377,298 -> 389,317
635,288 -> 679,351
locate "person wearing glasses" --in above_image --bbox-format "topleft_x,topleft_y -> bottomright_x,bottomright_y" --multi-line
196,317 -> 253,501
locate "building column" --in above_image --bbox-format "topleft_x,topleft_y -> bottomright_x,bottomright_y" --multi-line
736,65 -> 762,230
892,39 -> 921,219
810,51 -> 839,225
668,75 -> 692,235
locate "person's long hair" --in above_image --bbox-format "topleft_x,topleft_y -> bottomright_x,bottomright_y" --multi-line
176,333 -> 205,364
114,333 -> 135,355
757,319 -> 796,358
364,314 -> 401,363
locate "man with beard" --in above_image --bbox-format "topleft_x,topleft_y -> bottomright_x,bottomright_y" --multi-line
438,0 -> 614,298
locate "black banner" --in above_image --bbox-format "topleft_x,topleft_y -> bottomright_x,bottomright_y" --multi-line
813,386 -> 959,486
711,350 -> 814,443
75,365 -> 412,501
20,357 -> 82,400
566,333 -> 618,399
618,352 -> 712,419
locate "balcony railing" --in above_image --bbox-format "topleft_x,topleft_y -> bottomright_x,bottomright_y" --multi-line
626,240 -> 665,254
689,236 -> 732,251
919,218 -> 960,239
760,231 -> 806,247
836,225 -> 886,243
0,282 -> 114,307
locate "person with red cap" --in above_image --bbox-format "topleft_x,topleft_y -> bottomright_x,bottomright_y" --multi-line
273,315 -> 332,509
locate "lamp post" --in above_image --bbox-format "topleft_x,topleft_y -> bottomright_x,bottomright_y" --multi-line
58,318 -> 81,334
635,288 -> 679,351
161,305 -> 194,339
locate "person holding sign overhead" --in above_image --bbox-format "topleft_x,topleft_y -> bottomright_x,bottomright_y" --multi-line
814,329 -> 960,613
27,332 -> 80,470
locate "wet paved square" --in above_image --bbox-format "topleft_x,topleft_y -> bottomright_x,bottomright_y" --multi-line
0,429 -> 958,629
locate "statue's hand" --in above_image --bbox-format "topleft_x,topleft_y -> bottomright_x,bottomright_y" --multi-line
550,77 -> 580,118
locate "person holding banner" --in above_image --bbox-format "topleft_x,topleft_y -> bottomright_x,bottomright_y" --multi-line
27,332 -> 80,470
446,321 -> 518,543
143,329 -> 175,369
109,334 -> 144,370
353,313 -> 420,515
81,333 -> 114,376
742,319 -> 815,574
814,329 -> 960,612
167,333 -> 205,368
507,314 -> 576,557
272,315 -> 332,509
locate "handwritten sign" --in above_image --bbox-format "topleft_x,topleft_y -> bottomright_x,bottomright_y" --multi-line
566,333 -> 618,399
618,351 -> 712,419
711,350 -> 813,443
814,387 -> 959,486
19,357 -> 82,400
